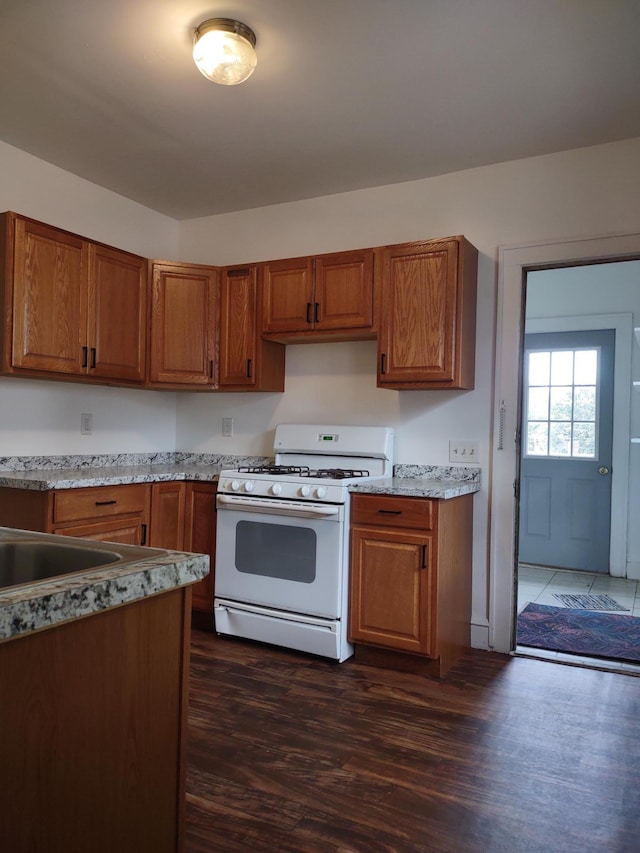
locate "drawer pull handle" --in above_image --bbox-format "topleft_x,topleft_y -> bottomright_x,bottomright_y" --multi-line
95,500 -> 117,506
247,358 -> 253,378
421,545 -> 427,569
306,302 -> 312,324
314,302 -> 319,323
378,509 -> 402,515
81,346 -> 88,368
380,353 -> 387,375
141,523 -> 147,546
90,347 -> 97,368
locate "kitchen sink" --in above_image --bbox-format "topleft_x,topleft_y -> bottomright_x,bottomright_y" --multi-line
0,540 -> 126,589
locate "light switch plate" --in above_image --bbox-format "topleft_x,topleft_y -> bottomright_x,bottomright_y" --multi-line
80,413 -> 93,435
222,417 -> 234,437
449,440 -> 479,463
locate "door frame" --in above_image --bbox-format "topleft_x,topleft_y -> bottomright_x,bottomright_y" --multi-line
522,317 -> 629,572
490,231 -> 640,654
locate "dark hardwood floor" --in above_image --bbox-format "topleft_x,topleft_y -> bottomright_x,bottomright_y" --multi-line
185,631 -> 640,853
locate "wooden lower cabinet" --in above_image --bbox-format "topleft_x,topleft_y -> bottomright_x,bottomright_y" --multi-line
149,482 -> 186,551
0,480 -> 217,617
349,492 -> 473,676
0,586 -> 191,853
184,482 -> 217,615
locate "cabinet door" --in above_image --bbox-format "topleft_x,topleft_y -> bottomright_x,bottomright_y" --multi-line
11,216 -> 89,375
89,244 -> 147,382
149,263 -> 218,386
184,483 -> 217,613
314,249 -> 374,331
219,266 -> 257,387
149,482 -> 186,550
261,257 -> 314,333
377,238 -> 477,389
349,526 -> 434,655
53,516 -> 148,546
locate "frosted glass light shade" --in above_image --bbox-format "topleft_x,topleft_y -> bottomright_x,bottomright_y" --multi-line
193,18 -> 257,85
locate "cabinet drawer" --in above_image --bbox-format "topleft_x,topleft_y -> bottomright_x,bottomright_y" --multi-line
350,494 -> 433,530
53,484 -> 150,523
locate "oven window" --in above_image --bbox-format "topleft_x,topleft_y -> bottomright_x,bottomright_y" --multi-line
235,521 -> 317,583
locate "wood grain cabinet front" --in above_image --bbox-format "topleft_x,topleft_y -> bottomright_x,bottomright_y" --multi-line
52,484 -> 151,546
0,212 -> 147,384
376,237 -> 478,389
349,492 -> 473,676
184,482 -> 217,614
219,265 -> 285,391
148,261 -> 219,388
261,248 -> 375,341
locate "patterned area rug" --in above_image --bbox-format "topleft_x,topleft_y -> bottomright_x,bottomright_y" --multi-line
552,593 -> 629,611
517,603 -> 640,661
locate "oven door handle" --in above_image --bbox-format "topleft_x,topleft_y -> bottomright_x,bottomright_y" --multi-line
216,494 -> 340,518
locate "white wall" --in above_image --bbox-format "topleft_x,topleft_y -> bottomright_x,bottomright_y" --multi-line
0,140 -> 179,455
526,261 -> 640,577
177,137 -> 640,647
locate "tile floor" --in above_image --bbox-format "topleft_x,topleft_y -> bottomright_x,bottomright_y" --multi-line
517,565 -> 640,616
516,565 -> 640,674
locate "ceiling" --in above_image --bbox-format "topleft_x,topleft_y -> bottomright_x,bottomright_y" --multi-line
1,0 -> 639,220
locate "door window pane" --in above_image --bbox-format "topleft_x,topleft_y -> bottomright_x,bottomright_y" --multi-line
524,348 -> 598,459
529,351 -> 550,385
551,351 -> 573,385
526,422 -> 548,455
528,387 -> 549,420
572,422 -> 595,457
549,422 -> 572,456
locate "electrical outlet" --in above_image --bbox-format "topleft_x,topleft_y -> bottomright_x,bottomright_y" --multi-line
80,413 -> 93,435
449,440 -> 479,463
222,417 -> 234,437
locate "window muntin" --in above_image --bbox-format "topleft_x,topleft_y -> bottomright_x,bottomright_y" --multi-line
524,347 -> 599,458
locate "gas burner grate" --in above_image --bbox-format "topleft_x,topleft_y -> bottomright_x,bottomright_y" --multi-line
238,465 -> 311,475
304,468 -> 371,480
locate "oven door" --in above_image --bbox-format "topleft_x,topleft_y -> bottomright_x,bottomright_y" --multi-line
215,495 -> 345,619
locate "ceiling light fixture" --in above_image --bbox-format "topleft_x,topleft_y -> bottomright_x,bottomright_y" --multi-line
192,18 -> 257,85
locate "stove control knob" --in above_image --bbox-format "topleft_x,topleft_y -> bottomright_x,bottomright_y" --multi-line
315,486 -> 327,499
230,480 -> 240,492
244,481 -> 255,493
299,485 -> 311,498
271,483 -> 282,496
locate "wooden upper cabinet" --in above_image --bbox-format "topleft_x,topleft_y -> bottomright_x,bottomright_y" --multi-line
149,261 -> 219,387
314,249 -> 374,331
261,256 -> 314,334
89,244 -> 147,382
9,215 -> 89,375
219,265 -> 285,391
1,212 -> 147,384
261,249 -> 375,340
376,237 -> 478,389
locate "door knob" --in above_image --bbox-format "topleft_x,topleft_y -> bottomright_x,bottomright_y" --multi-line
598,466 -> 610,475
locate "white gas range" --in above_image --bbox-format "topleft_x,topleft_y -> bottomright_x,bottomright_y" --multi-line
214,424 -> 394,661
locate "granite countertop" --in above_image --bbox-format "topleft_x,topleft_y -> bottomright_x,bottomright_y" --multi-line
349,477 -> 480,499
0,527 -> 209,642
0,454 -> 481,497
0,462 -> 224,491
0,452 -> 272,491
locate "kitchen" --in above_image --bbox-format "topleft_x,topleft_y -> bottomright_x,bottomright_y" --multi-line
1,2 -> 640,850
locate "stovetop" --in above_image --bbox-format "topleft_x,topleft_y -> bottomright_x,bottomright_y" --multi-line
238,465 -> 371,480
218,465 -> 381,503
217,424 -> 394,503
